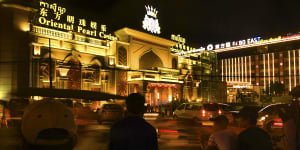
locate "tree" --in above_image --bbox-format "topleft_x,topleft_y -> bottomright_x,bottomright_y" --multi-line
291,85 -> 300,98
270,82 -> 285,96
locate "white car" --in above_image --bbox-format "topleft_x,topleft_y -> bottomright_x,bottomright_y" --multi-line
173,103 -> 222,125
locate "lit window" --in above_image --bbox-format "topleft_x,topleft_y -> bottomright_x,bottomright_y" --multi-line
34,45 -> 41,56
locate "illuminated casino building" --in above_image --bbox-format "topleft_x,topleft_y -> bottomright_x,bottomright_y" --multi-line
184,34 -> 300,102
0,0 -> 225,105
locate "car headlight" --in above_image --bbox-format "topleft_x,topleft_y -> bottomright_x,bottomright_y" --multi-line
260,116 -> 266,121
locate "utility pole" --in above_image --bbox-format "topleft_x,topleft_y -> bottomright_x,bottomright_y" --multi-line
49,38 -> 53,88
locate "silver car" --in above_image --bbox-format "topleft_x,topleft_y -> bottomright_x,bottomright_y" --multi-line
173,103 -> 222,126
97,103 -> 124,124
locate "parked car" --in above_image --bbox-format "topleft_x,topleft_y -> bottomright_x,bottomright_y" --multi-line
257,103 -> 289,131
0,99 -> 29,128
173,102 -> 222,126
216,103 -> 239,124
96,103 -> 124,124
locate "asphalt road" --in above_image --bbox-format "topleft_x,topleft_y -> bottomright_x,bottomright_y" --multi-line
74,118 -> 244,150
0,117 -> 285,150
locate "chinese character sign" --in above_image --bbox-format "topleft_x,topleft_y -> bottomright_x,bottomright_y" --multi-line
36,0 -> 118,41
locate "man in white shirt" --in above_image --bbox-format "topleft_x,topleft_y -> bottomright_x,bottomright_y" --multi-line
206,115 -> 237,150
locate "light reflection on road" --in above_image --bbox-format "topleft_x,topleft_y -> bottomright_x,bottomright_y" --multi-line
0,118 -> 285,150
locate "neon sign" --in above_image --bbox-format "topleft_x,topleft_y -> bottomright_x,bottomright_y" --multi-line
257,36 -> 281,43
35,1 -> 118,41
142,5 -> 161,34
170,34 -> 196,53
206,37 -> 262,51
233,85 -> 250,88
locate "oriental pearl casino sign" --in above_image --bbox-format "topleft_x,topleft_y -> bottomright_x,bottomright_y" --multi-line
35,0 -> 118,41
142,5 -> 161,34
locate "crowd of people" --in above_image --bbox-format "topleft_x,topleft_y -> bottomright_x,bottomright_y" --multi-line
146,104 -> 177,118
206,102 -> 300,150
17,94 -> 299,150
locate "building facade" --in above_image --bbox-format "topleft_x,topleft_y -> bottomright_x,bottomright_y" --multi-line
0,0 -> 225,105
216,35 -> 300,102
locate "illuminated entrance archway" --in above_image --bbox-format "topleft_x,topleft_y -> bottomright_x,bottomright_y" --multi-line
66,59 -> 81,90
139,50 -> 163,69
146,83 -> 179,106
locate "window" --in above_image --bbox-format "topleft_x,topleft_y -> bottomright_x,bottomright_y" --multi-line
259,105 -> 275,115
182,63 -> 188,69
218,104 -> 235,111
103,104 -> 122,110
185,104 -> 193,110
118,47 -> 127,66
203,104 -> 219,111
172,58 -> 178,69
177,104 -> 185,110
192,104 -> 201,110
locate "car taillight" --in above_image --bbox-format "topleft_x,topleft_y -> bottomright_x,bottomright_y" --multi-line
202,109 -> 206,117
159,129 -> 178,133
273,118 -> 283,127
218,110 -> 222,115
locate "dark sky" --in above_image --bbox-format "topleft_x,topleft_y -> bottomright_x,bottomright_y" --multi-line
63,0 -> 300,48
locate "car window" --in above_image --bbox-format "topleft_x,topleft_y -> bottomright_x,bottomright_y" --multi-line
219,104 -> 235,111
103,104 -> 122,110
275,104 -> 288,113
260,105 -> 275,115
192,104 -> 201,110
177,104 -> 185,110
203,104 -> 219,111
185,104 -> 193,110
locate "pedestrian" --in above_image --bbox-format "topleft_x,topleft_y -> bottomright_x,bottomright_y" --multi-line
278,103 -> 299,150
160,105 -> 165,118
237,106 -> 273,150
165,105 -> 168,117
21,99 -> 77,150
206,115 -> 237,150
109,93 -> 158,150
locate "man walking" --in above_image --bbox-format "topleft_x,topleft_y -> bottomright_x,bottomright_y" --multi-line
109,93 -> 159,150
237,106 -> 273,150
206,115 -> 237,150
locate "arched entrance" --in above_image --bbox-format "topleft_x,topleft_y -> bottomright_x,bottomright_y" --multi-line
139,50 -> 163,69
66,59 -> 81,90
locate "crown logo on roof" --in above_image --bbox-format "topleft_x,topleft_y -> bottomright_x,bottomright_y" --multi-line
145,5 -> 158,18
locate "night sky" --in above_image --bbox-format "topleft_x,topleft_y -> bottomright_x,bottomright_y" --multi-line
62,0 -> 300,48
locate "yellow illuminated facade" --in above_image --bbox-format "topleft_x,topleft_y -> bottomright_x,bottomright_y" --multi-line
0,0 -> 226,105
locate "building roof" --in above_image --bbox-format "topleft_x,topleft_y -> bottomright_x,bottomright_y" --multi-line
115,27 -> 177,47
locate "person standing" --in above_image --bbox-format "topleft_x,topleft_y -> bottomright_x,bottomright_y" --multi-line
206,115 -> 237,150
279,103 -> 299,150
109,93 -> 158,150
237,106 -> 273,150
160,105 -> 165,118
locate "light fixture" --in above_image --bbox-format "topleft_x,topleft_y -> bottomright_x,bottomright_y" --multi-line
59,68 -> 69,76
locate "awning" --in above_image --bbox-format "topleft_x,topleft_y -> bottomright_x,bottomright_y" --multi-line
14,88 -> 127,101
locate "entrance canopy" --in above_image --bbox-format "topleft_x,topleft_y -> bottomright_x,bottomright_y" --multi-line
14,88 -> 127,101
